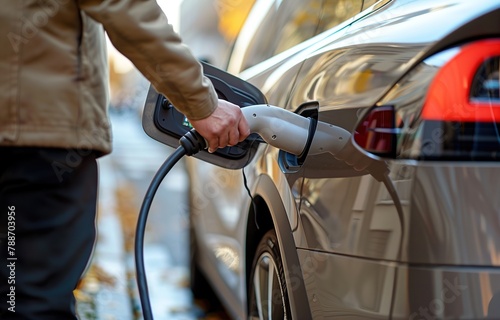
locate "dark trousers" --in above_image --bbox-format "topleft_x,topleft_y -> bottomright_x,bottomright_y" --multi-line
0,147 -> 98,319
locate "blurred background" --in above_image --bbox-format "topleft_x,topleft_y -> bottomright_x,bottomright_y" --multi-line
75,1 -> 254,319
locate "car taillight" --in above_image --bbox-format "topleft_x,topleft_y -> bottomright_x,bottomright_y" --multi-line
354,39 -> 500,160
353,105 -> 397,156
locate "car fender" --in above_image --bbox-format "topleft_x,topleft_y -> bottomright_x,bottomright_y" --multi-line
253,173 -> 312,319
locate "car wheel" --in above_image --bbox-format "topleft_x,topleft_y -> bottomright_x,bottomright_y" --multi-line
248,229 -> 291,320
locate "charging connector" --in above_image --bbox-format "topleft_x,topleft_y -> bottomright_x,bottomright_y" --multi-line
241,105 -> 350,157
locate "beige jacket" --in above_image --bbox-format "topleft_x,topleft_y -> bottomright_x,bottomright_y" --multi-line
0,0 -> 218,155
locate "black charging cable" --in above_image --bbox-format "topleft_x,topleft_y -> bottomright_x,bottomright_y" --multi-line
134,129 -> 206,320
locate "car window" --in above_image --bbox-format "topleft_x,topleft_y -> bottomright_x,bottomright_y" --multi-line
273,0 -> 323,56
230,0 -> 323,73
362,0 -> 379,10
362,0 -> 393,11
229,0 -> 365,74
316,0 -> 363,35
238,1 -> 280,71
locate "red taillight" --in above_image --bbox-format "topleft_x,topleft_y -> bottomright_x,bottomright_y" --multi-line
354,105 -> 396,156
422,39 -> 500,122
354,39 -> 500,160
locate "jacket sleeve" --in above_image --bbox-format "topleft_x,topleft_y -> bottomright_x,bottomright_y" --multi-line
78,0 -> 218,120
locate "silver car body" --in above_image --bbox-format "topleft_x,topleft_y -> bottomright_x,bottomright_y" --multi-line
183,0 -> 500,319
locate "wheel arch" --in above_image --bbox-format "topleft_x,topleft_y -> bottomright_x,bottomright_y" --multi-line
245,174 -> 311,319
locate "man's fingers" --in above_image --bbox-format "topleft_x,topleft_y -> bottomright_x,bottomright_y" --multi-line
238,118 -> 250,142
202,123 -> 248,152
207,137 -> 218,153
218,132 -> 229,149
228,126 -> 240,146
189,100 -> 250,152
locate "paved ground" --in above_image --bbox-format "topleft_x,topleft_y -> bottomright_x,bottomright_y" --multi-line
75,110 -> 216,320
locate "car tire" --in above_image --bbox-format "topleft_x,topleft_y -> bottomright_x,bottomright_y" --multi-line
248,229 -> 292,320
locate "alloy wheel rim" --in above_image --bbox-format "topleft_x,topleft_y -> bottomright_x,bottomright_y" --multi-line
251,252 -> 287,320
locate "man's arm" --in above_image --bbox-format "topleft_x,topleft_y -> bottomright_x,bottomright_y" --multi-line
79,0 -> 249,151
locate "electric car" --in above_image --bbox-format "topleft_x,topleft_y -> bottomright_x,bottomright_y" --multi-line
143,0 -> 500,319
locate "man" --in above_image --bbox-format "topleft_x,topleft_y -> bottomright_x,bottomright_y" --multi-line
0,0 -> 250,319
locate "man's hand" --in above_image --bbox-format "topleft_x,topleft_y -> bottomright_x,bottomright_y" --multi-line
189,99 -> 250,153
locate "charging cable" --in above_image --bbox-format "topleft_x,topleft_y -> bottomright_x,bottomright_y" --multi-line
134,130 -> 207,320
